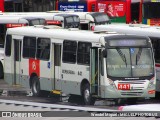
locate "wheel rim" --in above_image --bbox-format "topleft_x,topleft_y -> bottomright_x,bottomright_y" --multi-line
84,89 -> 90,102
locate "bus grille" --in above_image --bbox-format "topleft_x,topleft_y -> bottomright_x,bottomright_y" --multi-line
121,91 -> 144,96
118,80 -> 146,96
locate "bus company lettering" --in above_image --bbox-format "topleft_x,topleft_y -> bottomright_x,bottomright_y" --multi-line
29,59 -> 40,77
62,69 -> 75,75
60,5 -> 77,9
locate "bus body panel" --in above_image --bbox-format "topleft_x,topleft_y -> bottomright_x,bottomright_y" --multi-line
61,63 -> 90,95
0,17 -> 27,24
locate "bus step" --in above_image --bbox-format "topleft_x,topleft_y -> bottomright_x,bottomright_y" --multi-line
52,90 -> 61,95
12,84 -> 21,87
92,94 -> 99,97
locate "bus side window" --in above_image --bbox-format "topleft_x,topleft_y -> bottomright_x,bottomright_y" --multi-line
0,24 -> 6,43
5,35 -> 12,56
62,40 -> 77,64
152,38 -> 160,63
36,38 -> 50,61
77,42 -> 91,65
23,36 -> 36,58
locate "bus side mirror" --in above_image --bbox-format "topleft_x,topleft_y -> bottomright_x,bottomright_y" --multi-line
102,50 -> 107,58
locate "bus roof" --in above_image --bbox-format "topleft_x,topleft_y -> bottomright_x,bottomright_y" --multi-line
22,17 -> 45,21
1,12 -> 76,18
1,12 -> 80,21
6,26 -> 125,43
54,14 -> 79,18
94,24 -> 160,38
2,11 -> 110,23
0,16 -> 45,24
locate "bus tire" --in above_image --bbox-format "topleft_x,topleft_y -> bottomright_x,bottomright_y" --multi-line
31,76 -> 41,97
82,84 -> 95,105
0,63 -> 4,79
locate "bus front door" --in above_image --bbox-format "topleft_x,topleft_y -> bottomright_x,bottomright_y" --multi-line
52,43 -> 62,90
90,48 -> 101,97
13,36 -> 22,85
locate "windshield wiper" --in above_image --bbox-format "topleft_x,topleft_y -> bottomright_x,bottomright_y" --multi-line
116,49 -> 127,67
136,48 -> 142,65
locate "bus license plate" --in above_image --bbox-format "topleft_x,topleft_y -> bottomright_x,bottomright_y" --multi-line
118,84 -> 131,90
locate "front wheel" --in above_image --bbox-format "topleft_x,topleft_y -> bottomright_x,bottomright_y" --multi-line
82,84 -> 95,105
31,76 -> 41,97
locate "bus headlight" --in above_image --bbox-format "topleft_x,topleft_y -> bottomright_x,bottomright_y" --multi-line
108,79 -> 116,88
148,77 -> 155,88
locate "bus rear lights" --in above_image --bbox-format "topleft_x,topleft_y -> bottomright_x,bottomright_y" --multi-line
46,20 -> 61,25
6,24 -> 26,28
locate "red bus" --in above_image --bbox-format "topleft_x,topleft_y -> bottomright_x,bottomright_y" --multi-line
143,1 -> 160,26
0,0 -> 56,12
57,0 -> 160,25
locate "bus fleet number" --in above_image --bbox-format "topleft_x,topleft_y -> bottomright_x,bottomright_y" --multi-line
118,84 -> 131,90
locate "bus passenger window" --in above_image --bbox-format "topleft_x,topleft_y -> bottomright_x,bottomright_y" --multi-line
5,35 -> 12,56
62,40 -> 77,63
0,25 -> 6,43
152,39 -> 160,63
36,38 -> 50,61
77,42 -> 91,65
23,37 -> 36,58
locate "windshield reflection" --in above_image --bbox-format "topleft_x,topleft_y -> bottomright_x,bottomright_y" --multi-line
107,48 -> 154,77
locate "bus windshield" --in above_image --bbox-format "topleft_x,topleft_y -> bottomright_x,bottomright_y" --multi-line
30,19 -> 46,26
90,13 -> 110,24
65,16 -> 80,28
66,16 -> 80,23
106,48 -> 154,78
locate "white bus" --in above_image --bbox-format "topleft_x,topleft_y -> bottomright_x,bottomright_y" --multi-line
48,11 -> 111,30
0,16 -> 46,78
94,24 -> 160,93
1,12 -> 80,29
2,11 -> 110,30
4,26 -> 155,105
0,16 -> 46,42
